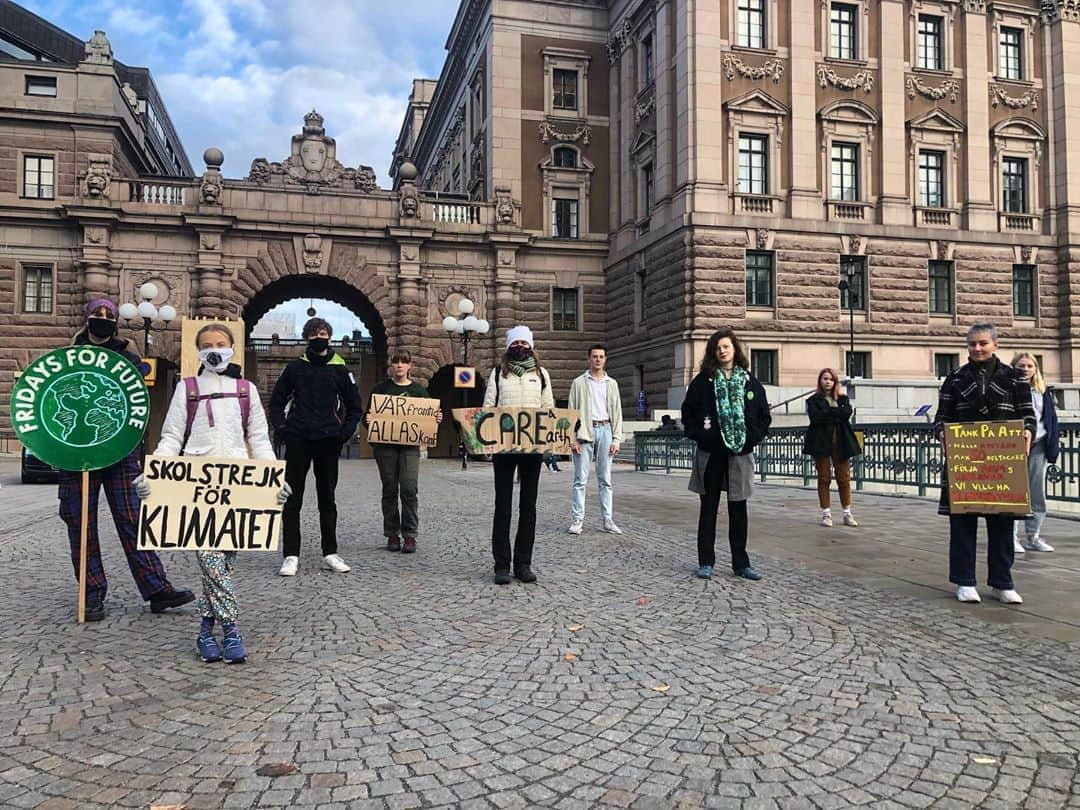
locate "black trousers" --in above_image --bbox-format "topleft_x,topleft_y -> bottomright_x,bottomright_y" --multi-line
949,514 -> 1015,589
696,454 -> 750,571
282,437 -> 341,557
492,454 -> 543,573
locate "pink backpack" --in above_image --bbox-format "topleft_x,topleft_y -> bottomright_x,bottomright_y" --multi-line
182,376 -> 251,449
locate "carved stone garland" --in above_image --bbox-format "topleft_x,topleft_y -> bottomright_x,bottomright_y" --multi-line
906,76 -> 960,103
723,55 -> 786,84
817,65 -> 874,93
539,121 -> 592,145
990,84 -> 1039,112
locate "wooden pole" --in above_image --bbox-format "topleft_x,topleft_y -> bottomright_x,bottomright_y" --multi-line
77,469 -> 89,624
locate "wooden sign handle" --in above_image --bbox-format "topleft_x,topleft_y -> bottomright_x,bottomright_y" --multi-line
77,469 -> 89,624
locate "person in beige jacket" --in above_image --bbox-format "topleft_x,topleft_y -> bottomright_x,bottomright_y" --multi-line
483,325 -> 554,584
567,345 -> 624,535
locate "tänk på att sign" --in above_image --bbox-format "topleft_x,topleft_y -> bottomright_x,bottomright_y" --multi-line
137,456 -> 286,551
943,420 -> 1031,515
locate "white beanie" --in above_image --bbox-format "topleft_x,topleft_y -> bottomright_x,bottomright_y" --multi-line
506,325 -> 534,349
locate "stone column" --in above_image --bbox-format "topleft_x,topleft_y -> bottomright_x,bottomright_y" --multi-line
80,262 -> 112,300
961,2 -> 997,231
878,0 -> 910,224
788,0 -> 821,219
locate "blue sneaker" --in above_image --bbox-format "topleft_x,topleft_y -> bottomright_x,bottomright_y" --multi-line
196,619 -> 222,663
697,565 -> 713,579
221,623 -> 246,664
736,566 -> 762,581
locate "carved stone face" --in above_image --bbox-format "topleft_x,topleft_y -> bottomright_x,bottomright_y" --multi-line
299,138 -> 327,173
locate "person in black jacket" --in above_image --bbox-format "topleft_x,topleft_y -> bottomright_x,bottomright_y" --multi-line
268,317 -> 364,577
681,327 -> 771,581
933,324 -> 1035,605
802,368 -> 862,528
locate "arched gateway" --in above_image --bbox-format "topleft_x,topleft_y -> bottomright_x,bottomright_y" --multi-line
0,111 -> 607,446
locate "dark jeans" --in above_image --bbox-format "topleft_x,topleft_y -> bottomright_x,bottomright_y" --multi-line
949,514 -> 1015,589
697,454 -> 750,572
492,454 -> 543,573
373,444 -> 420,538
282,436 -> 341,557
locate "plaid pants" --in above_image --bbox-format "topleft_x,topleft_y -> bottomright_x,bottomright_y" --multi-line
57,450 -> 172,604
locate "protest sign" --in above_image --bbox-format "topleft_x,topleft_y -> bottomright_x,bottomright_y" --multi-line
366,394 -> 441,446
943,419 -> 1030,515
452,407 -> 579,454
137,455 -> 286,551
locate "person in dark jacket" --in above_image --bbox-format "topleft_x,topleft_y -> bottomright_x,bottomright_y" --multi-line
802,368 -> 862,528
56,298 -> 194,621
268,317 -> 364,577
934,324 -> 1035,605
681,327 -> 771,581
1011,352 -> 1060,553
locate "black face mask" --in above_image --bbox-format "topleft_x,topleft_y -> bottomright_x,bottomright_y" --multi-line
87,317 -> 117,339
308,337 -> 330,354
507,345 -> 533,361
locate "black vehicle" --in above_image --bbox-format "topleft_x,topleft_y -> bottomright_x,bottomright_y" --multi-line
21,447 -> 58,484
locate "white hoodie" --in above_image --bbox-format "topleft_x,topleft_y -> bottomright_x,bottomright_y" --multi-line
154,371 -> 275,460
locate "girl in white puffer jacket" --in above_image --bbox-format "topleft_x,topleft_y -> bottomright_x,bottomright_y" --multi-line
144,323 -> 287,664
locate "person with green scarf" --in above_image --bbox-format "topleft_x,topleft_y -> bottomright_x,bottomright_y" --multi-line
483,325 -> 554,585
681,327 -> 771,580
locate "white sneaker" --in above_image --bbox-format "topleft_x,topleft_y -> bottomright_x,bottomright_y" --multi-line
993,588 -> 1024,604
568,521 -> 583,535
603,519 -> 623,535
322,553 -> 351,573
1013,537 -> 1026,554
1025,537 -> 1055,553
278,556 -> 298,577
956,586 -> 981,603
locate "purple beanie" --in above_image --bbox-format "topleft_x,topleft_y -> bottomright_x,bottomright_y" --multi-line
84,298 -> 118,320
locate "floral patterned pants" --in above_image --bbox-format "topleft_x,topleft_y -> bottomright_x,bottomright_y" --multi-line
196,551 -> 238,623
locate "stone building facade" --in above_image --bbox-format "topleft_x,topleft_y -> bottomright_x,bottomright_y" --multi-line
397,0 -> 1080,409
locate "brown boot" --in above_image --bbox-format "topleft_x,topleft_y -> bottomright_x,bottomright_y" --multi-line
402,537 -> 417,554
386,536 -> 401,552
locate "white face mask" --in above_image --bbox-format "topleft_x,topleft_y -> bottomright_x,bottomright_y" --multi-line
198,347 -> 234,372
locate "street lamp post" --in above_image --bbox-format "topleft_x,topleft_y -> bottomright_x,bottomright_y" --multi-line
442,298 -> 490,470
837,267 -> 856,383
118,282 -> 177,356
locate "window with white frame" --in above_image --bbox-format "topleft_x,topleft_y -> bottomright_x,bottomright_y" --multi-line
552,198 -> 579,238
22,263 -> 53,313
919,150 -> 945,208
745,251 -> 774,308
22,154 -> 54,199
553,69 -> 578,112
1013,264 -> 1036,317
917,15 -> 943,71
999,27 -> 1023,81
737,0 -> 766,49
830,3 -> 858,61
543,48 -> 590,120
830,143 -> 859,201
929,260 -> 953,315
1001,157 -> 1028,213
552,287 -> 579,330
553,147 -> 577,168
738,134 -> 768,195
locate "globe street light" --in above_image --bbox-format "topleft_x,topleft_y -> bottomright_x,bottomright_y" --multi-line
443,298 -> 489,470
120,282 -> 177,356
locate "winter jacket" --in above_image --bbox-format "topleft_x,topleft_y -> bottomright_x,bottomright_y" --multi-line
934,355 -> 1036,515
681,370 -> 771,456
483,366 -> 555,409
1040,389 -> 1061,465
802,394 -> 862,461
71,329 -> 141,367
268,350 -> 364,443
154,369 -> 275,460
567,372 -> 624,444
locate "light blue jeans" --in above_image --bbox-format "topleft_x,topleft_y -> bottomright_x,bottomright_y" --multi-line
571,425 -> 613,523
1024,439 -> 1048,539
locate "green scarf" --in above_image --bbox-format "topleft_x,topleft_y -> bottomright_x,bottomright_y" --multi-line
507,357 -> 537,377
713,366 -> 748,452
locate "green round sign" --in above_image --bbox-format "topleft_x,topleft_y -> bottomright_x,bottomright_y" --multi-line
10,346 -> 149,471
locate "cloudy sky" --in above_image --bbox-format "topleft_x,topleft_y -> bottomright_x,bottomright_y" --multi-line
23,0 -> 460,183
23,0 -> 461,334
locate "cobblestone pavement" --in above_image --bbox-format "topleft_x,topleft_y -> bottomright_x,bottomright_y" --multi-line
0,460 -> 1078,809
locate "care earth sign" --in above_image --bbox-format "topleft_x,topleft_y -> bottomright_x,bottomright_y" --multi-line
10,346 -> 149,470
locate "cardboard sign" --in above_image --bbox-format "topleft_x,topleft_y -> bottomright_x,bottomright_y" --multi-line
180,318 -> 245,379
943,420 -> 1030,515
452,407 -> 579,454
137,455 -> 286,551
366,394 -> 441,446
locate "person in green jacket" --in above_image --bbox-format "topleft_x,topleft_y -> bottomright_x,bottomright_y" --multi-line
362,349 -> 442,554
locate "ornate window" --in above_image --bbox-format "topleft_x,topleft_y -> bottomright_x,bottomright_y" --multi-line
917,15 -> 943,70
543,48 -> 590,120
991,117 -> 1045,231
726,90 -> 787,214
640,33 -> 654,86
919,151 -> 945,208
999,28 -> 1022,81
831,143 -> 859,201
991,9 -> 1038,84
730,0 -> 778,50
738,134 -> 768,195
540,144 -> 593,239
21,263 -> 53,313
552,198 -> 579,238
820,100 -> 878,218
908,109 -> 963,226
745,251 -> 774,308
830,3 -> 858,60
909,2 -> 957,73
1001,157 -> 1027,213
553,147 -> 577,168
